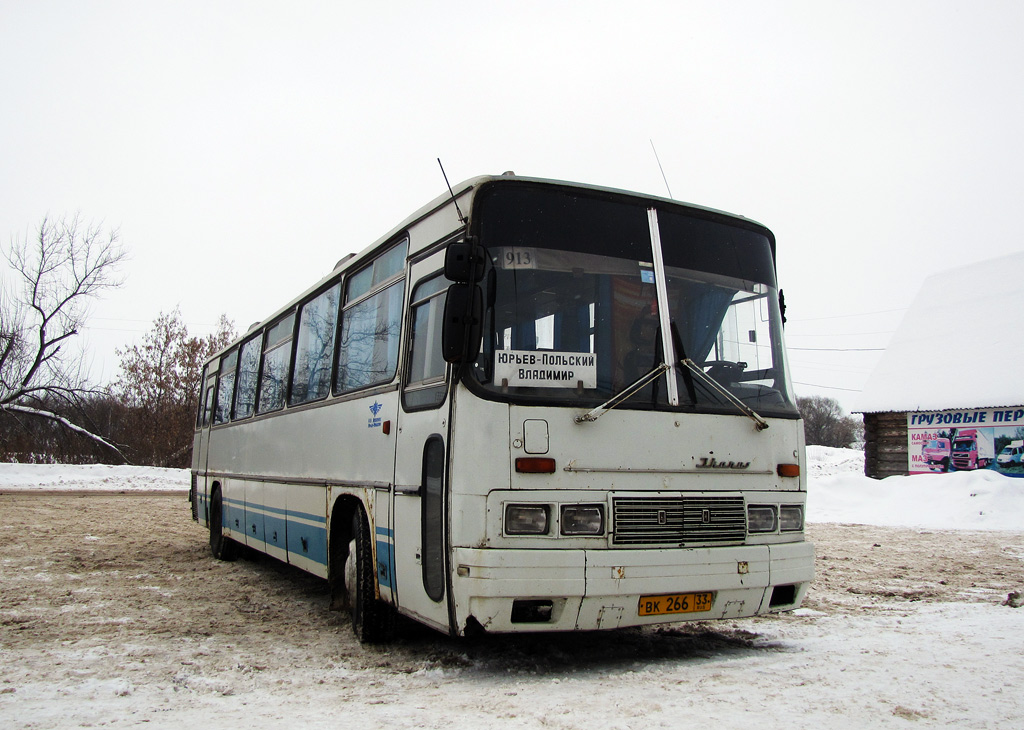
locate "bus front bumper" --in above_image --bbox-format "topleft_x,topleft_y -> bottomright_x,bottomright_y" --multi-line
450,541 -> 815,634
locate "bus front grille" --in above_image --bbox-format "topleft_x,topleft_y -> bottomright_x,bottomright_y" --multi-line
612,496 -> 747,546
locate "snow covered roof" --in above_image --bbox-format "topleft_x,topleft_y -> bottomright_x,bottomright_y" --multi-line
855,250 -> 1024,414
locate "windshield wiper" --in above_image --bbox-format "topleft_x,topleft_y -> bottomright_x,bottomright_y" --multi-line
574,357 -> 769,430
677,358 -> 769,431
669,320 -> 768,431
574,363 -> 670,423
573,360 -> 768,431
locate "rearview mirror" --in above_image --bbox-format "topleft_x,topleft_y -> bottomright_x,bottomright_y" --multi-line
444,239 -> 485,283
441,283 -> 483,363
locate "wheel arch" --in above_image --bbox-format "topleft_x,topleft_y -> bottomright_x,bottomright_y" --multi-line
327,493 -> 365,609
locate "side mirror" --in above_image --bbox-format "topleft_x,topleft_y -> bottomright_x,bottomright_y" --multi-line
444,239 -> 485,283
441,283 -> 483,363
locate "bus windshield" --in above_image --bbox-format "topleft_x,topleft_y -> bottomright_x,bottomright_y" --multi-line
469,184 -> 798,418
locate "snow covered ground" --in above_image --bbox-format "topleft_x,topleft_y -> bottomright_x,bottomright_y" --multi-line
0,462 -> 188,492
0,450 -> 1021,729
806,445 -> 1024,530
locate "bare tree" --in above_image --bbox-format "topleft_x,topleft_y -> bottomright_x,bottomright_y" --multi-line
114,309 -> 234,467
0,215 -> 127,458
798,395 -> 862,448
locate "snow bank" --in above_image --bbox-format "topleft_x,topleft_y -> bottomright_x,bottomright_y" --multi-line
806,444 -> 865,477
0,463 -> 188,492
809,467 -> 1024,530
804,445 -> 1024,531
802,445 -> 1023,531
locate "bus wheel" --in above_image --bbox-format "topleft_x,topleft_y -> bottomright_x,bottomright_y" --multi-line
346,508 -> 396,643
209,488 -> 238,562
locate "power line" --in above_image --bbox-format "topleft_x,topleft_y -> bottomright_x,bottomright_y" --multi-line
90,316 -> 223,327
788,346 -> 885,352
786,330 -> 894,338
81,326 -> 149,334
792,380 -> 863,393
787,306 -> 907,323
790,363 -> 875,375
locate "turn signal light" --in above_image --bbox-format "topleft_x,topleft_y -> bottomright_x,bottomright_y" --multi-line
515,457 -> 557,474
777,463 -> 800,478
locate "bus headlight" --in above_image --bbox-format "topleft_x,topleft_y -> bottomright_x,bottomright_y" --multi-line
780,505 -> 804,531
747,505 -> 778,533
504,504 -> 550,535
560,504 -> 605,536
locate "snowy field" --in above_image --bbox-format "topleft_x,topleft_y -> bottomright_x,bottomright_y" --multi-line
806,445 -> 1024,531
0,450 -> 1021,729
0,462 -> 188,493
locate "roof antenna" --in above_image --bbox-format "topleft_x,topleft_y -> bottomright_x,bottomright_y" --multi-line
649,139 -> 674,199
437,158 -> 467,224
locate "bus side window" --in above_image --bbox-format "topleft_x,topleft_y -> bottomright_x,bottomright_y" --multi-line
201,382 -> 216,428
335,239 -> 408,393
233,334 -> 262,420
290,282 -> 341,405
257,312 -> 295,414
213,348 -> 238,425
404,273 -> 448,410
195,389 -> 205,429
196,364 -> 215,429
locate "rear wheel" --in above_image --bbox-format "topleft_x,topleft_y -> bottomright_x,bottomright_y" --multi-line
209,488 -> 238,561
346,507 -> 396,643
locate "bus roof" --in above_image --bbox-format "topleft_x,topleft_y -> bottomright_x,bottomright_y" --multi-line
202,173 -> 770,366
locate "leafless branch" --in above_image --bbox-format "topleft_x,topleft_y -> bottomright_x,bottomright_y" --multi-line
0,215 -> 127,457
4,402 -> 130,462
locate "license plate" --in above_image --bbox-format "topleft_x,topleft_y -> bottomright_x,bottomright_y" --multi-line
638,591 -> 714,617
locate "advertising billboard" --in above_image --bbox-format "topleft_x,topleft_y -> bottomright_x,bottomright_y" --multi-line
907,407 -> 1024,477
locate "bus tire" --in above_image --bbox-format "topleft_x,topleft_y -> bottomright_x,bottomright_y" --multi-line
346,508 -> 396,644
209,487 -> 239,562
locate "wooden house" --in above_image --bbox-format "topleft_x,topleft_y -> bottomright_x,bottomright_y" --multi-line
855,252 -> 1024,479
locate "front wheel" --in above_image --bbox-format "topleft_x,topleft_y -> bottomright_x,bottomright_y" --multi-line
209,488 -> 239,561
346,508 -> 396,644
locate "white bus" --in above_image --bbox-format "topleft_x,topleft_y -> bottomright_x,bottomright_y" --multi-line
191,174 -> 815,642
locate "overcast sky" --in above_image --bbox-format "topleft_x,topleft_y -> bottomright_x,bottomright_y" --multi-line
3,1 -> 1022,413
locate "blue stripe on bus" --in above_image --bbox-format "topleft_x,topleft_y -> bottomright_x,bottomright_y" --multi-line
264,513 -> 287,549
375,526 -> 394,539
288,522 -> 327,566
220,495 -> 328,567
223,496 -> 325,525
375,539 -> 394,588
262,504 -> 328,524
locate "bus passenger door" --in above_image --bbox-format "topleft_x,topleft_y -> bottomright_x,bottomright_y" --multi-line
192,370 -> 217,526
392,264 -> 452,634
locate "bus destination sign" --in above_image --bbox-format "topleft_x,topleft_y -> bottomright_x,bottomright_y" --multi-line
494,350 -> 598,389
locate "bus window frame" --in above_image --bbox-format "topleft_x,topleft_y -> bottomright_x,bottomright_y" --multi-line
212,347 -> 239,426
289,278 -> 344,408
231,332 -> 264,421
402,270 -> 450,412
256,310 -> 297,415
201,376 -> 217,428
333,237 -> 409,396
